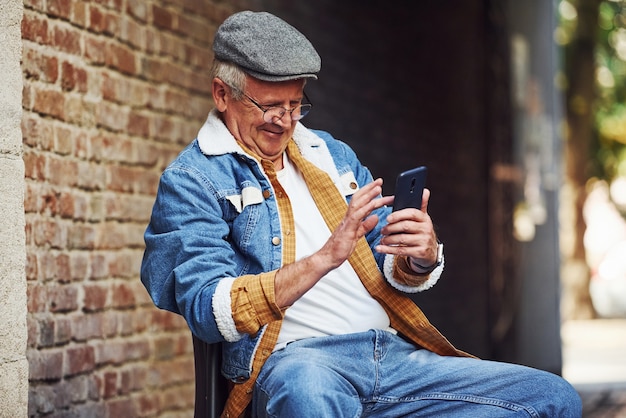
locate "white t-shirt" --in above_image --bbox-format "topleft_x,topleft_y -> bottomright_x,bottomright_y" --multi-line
274,155 -> 393,350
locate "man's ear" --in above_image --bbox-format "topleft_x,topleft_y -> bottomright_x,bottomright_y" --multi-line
212,78 -> 228,112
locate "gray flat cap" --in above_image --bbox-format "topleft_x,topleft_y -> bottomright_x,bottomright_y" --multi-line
213,11 -> 321,82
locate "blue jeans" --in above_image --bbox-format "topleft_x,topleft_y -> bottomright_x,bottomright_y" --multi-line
252,330 -> 582,417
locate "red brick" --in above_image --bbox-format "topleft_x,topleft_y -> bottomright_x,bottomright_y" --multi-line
48,155 -> 78,187
106,165 -> 139,193
84,36 -> 106,64
105,43 -> 137,75
128,112 -> 150,138
55,316 -> 72,345
24,0 -> 44,12
65,375 -> 90,403
22,84 -> 33,110
103,370 -> 118,398
118,311 -> 134,336
91,133 -> 132,162
140,56 -> 167,83
58,191 -> 74,219
54,125 -> 74,155
27,283 -> 48,313
84,284 -> 109,312
153,5 -> 174,31
32,88 -> 65,120
124,340 -> 151,361
154,336 -> 174,360
23,151 -> 46,181
49,284 -> 79,313
90,253 -> 109,279
22,113 -> 55,149
68,224 -> 97,250
97,101 -> 128,132
107,398 -> 137,417
27,316 -> 38,348
33,219 -> 65,249
48,0 -> 72,20
184,42 -> 211,69
156,357 -> 194,386
174,334 -> 193,356
127,365 -> 148,392
101,73 -> 117,102
151,309 -> 187,332
121,18 -> 146,51
66,345 -> 95,376
37,317 -> 55,348
55,253 -> 71,283
22,12 -> 49,44
88,5 -> 105,33
89,373 -> 103,400
134,141 -> 161,168
28,348 -> 64,380
178,14 -> 210,45
133,285 -> 153,309
74,132 -> 89,159
70,251 -> 89,280
127,0 -> 148,22
39,186 -> 59,215
76,161 -> 106,191
24,183 -> 37,214
61,61 -> 88,92
26,252 -> 38,280
161,382 -> 195,410
51,24 -> 81,55
73,313 -> 104,341
25,219 -> 33,246
39,252 -> 57,280
93,0 -> 122,11
103,11 -> 121,36
159,32 -> 185,62
72,1 -> 88,27
111,282 -> 136,309
22,47 -> 58,83
107,250 -> 134,277
71,192 -> 89,221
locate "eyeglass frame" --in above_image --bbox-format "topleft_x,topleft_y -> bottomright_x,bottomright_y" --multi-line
241,91 -> 313,123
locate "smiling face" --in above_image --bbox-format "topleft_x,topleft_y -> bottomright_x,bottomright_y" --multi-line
212,75 -> 306,170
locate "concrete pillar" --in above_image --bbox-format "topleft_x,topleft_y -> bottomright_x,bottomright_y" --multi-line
0,0 -> 28,416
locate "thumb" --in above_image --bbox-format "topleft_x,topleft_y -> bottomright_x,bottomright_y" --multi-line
421,188 -> 431,213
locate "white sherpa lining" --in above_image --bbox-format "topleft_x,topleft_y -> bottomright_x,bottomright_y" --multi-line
212,277 -> 245,342
196,110 -> 346,194
382,253 -> 444,293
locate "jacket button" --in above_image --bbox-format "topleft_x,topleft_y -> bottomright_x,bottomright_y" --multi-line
272,236 -> 281,246
263,189 -> 271,199
349,181 -> 358,189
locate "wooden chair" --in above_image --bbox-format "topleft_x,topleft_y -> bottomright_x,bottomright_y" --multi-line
192,335 -> 229,418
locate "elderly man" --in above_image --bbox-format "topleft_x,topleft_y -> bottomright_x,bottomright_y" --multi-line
141,10 -> 581,418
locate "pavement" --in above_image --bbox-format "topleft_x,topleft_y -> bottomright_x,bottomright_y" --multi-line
562,319 -> 626,417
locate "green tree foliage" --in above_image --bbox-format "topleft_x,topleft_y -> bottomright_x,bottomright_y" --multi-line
596,1 -> 626,182
559,0 -> 626,187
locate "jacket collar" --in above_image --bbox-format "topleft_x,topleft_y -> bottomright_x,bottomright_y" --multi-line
196,109 -> 341,184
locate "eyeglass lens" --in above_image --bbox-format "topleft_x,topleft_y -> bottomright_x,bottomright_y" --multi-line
264,104 -> 311,123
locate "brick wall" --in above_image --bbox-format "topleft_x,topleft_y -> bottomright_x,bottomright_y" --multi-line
21,1 -> 252,416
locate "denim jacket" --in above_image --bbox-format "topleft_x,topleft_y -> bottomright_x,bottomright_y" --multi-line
140,109 -> 444,382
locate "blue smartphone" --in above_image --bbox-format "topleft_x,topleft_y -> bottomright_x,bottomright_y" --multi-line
392,166 -> 427,212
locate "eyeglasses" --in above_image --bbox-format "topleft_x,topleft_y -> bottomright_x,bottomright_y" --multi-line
242,92 -> 312,123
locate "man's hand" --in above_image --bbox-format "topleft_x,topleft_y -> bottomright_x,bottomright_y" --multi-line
377,188 -> 439,271
317,178 -> 393,268
274,178 -> 392,308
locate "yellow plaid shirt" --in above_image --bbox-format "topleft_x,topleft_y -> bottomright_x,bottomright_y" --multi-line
221,140 -> 470,418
